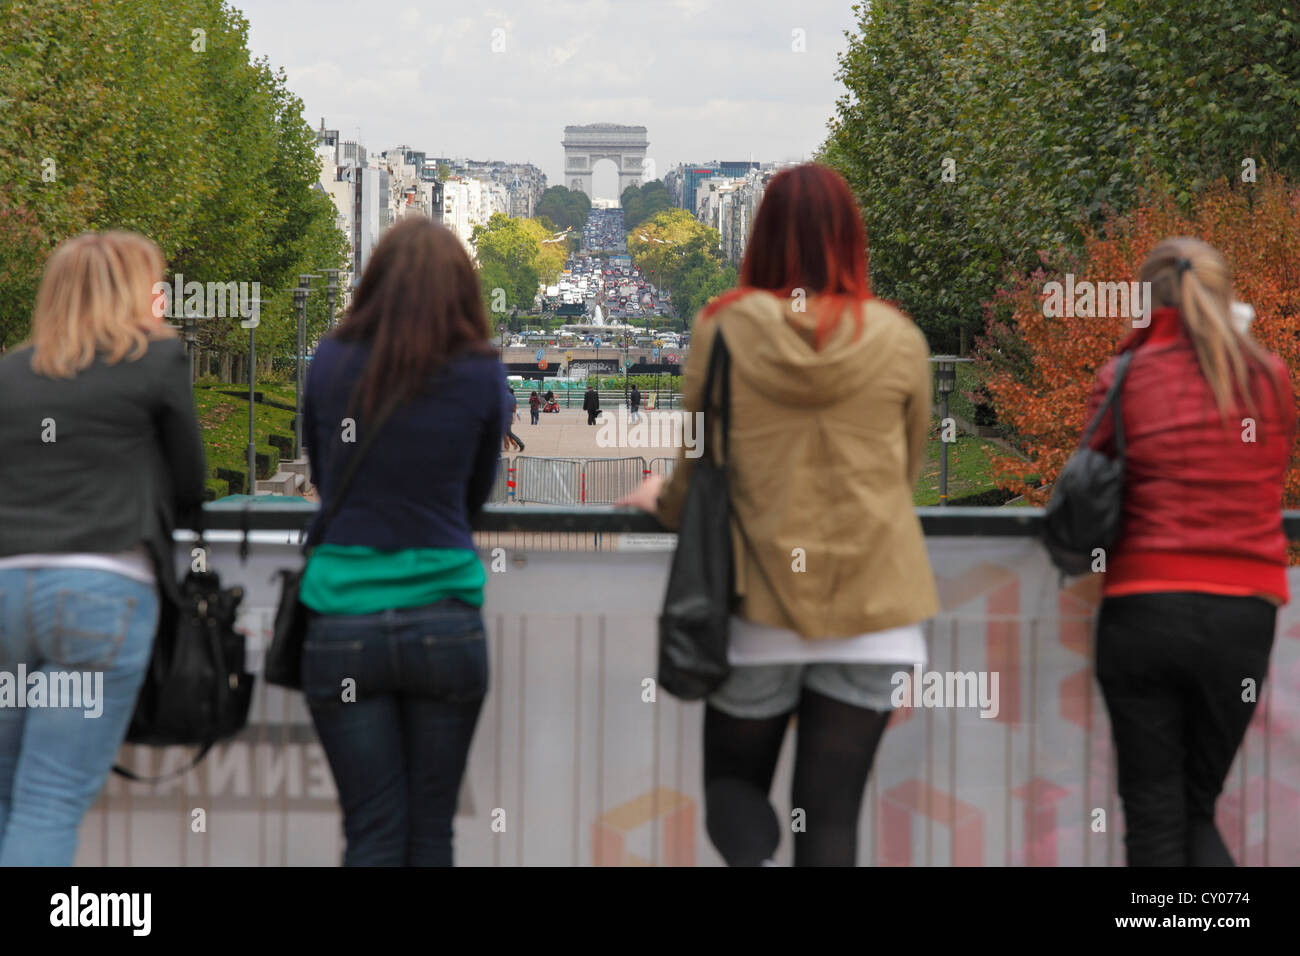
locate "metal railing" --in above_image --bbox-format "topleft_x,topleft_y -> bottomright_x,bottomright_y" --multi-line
80,505 -> 1300,866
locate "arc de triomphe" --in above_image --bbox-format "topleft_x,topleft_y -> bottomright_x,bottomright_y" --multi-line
561,123 -> 649,198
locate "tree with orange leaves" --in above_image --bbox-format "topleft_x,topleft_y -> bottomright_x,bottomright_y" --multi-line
978,177 -> 1300,519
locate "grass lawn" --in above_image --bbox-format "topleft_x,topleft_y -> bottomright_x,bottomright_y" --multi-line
193,384 -> 297,499
912,432 -> 1006,506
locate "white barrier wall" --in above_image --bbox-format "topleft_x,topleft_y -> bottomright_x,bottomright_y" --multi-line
78,533 -> 1300,866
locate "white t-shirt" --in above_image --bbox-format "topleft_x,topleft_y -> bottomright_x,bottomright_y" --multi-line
0,547 -> 157,585
728,615 -> 928,667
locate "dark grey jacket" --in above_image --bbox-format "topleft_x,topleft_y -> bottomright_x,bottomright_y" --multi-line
0,337 -> 206,605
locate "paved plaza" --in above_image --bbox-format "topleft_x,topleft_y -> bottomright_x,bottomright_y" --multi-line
506,406 -> 684,462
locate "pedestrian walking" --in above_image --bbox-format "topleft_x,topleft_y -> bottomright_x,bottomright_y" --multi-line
583,384 -> 600,425
503,385 -> 525,451
529,390 -> 540,425
630,384 -> 642,423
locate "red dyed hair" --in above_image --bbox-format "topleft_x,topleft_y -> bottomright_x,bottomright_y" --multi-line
703,164 -> 871,348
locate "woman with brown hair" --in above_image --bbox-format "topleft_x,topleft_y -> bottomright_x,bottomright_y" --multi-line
1086,237 -> 1296,865
298,217 -> 509,866
0,231 -> 205,865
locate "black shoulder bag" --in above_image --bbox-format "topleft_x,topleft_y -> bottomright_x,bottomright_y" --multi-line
113,515 -> 253,780
265,395 -> 400,689
657,331 -> 734,700
1043,351 -> 1135,576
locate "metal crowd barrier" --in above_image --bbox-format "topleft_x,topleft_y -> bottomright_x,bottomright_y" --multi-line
514,457 -> 583,505
580,457 -> 646,504
488,458 -> 512,504
647,457 -> 676,478
509,455 -> 673,505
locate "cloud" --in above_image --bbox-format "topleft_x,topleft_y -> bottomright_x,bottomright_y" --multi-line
231,0 -> 856,194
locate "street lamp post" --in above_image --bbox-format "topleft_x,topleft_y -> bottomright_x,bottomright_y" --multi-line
931,355 -> 972,506
181,304 -> 202,383
294,274 -> 320,459
242,298 -> 262,495
324,269 -> 339,331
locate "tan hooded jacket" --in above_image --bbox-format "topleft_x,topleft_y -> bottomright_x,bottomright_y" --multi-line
656,289 -> 939,639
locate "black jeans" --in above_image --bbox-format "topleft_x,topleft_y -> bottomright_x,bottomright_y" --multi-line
1095,592 -> 1275,866
303,599 -> 488,866
586,409 -> 598,425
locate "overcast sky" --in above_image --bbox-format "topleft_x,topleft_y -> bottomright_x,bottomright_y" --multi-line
231,0 -> 860,198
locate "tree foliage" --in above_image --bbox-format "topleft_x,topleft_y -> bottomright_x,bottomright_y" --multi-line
535,186 -> 591,232
0,0 -> 346,361
473,214 -> 572,318
823,0 -> 1300,352
620,180 -> 671,231
627,209 -> 736,324
977,177 -> 1300,518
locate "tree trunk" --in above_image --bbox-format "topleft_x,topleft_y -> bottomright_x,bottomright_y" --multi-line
219,351 -> 233,384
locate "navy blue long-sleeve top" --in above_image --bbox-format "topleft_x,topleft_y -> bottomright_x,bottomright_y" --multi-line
302,337 -> 509,551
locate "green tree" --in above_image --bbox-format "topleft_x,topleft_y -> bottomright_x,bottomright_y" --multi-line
620,180 -> 672,230
627,209 -> 732,320
536,186 -> 591,231
0,0 -> 347,371
823,0 -> 1300,353
474,213 -> 541,316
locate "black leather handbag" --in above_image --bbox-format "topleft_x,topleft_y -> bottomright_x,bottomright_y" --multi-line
113,545 -> 254,780
265,395 -> 400,689
657,332 -> 734,700
1043,351 -> 1135,576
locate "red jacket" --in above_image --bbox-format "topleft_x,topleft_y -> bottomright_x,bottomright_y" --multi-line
1086,307 -> 1296,603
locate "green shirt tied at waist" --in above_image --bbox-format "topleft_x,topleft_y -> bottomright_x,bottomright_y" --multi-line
299,545 -> 486,614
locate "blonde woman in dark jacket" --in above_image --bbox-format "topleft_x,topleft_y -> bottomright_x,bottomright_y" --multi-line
0,232 -> 205,866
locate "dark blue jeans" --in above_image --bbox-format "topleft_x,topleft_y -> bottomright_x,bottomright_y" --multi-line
303,599 -> 487,866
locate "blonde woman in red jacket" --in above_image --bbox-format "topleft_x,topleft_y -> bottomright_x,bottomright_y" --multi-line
1085,237 -> 1296,866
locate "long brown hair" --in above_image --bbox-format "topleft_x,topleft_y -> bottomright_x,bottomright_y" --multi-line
28,230 -> 171,378
1137,237 -> 1276,418
333,217 -> 494,417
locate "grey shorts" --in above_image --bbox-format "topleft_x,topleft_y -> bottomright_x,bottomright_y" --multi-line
707,661 -> 908,719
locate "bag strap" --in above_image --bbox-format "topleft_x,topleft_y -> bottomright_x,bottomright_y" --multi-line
699,330 -> 731,465
1079,351 -> 1134,460
112,741 -> 214,783
304,389 -> 405,550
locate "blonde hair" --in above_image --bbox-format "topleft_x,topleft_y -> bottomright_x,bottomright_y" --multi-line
28,230 -> 171,378
1138,237 -> 1273,418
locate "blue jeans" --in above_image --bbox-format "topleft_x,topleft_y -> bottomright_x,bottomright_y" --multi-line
303,598 -> 488,866
0,567 -> 158,866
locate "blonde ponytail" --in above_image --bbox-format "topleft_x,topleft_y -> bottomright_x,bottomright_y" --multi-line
1138,238 -> 1273,419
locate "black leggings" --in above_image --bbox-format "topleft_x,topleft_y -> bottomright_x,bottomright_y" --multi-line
703,689 -> 890,866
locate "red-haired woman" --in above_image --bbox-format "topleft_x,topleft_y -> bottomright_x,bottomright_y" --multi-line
619,164 -> 938,866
